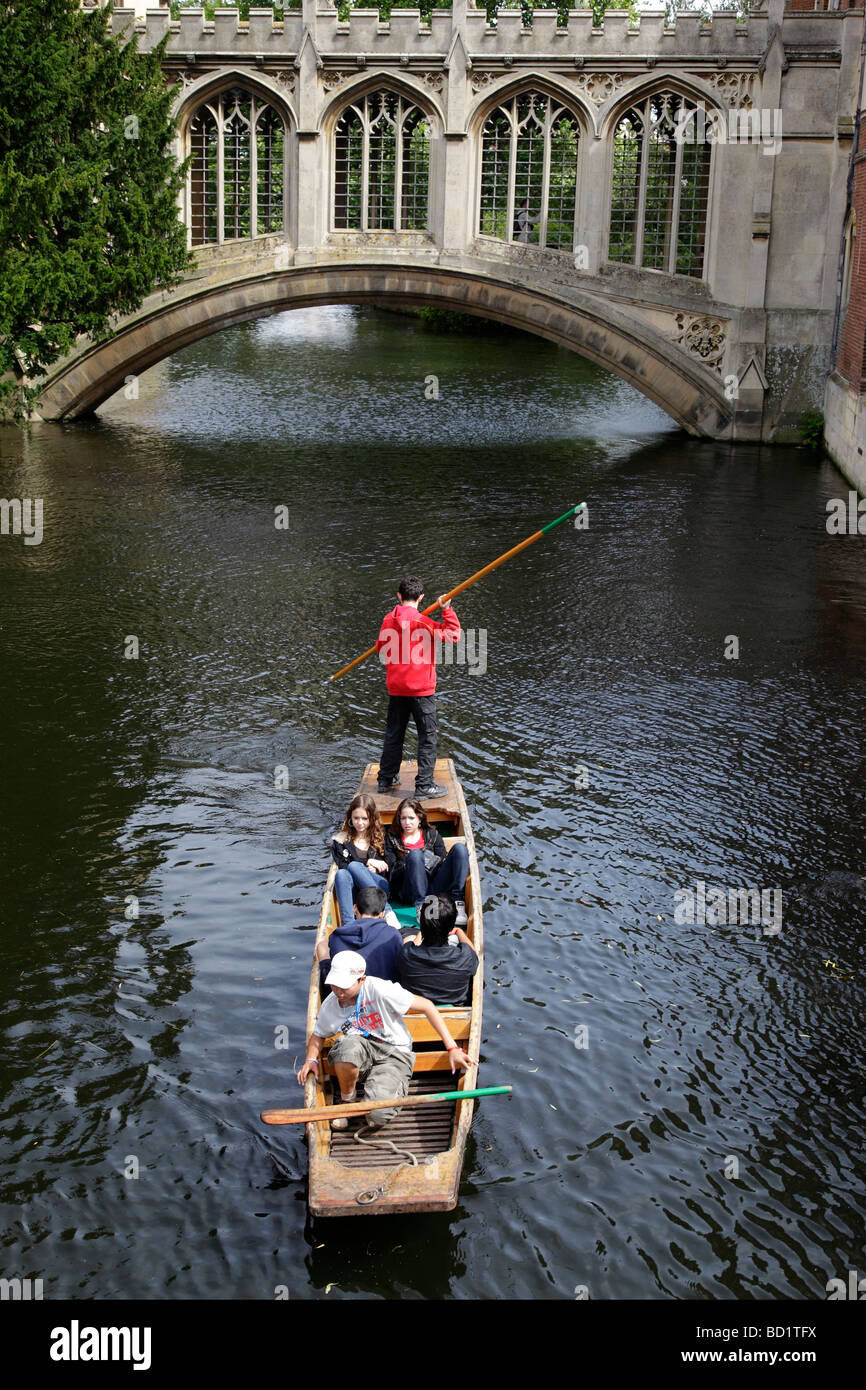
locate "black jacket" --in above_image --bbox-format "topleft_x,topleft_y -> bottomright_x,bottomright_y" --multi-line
330,836 -> 388,875
383,825 -> 447,876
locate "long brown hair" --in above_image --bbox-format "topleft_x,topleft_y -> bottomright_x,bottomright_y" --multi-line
339,794 -> 385,855
391,797 -> 429,855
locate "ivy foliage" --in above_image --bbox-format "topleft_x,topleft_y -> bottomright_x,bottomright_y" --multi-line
0,0 -> 192,417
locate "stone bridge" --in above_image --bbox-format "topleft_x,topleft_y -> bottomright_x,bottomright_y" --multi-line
38,0 -> 865,441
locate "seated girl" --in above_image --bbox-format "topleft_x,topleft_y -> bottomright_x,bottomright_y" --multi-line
331,794 -> 395,927
383,797 -> 469,925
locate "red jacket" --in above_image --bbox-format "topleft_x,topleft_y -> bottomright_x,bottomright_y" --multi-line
376,603 -> 461,696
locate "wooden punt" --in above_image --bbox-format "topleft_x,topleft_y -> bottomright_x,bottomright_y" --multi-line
304,758 -> 483,1217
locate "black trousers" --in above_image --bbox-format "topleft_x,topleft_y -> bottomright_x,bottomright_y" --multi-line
379,694 -> 438,790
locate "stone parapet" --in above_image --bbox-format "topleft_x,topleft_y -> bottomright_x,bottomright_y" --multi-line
113,6 -> 789,56
101,3 -> 864,61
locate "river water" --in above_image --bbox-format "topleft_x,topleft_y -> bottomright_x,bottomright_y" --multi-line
1,306 -> 865,1301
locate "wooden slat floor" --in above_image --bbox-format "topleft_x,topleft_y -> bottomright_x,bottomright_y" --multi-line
328,1074 -> 457,1168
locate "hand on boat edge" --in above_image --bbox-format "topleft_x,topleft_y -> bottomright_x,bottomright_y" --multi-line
449,1048 -> 474,1074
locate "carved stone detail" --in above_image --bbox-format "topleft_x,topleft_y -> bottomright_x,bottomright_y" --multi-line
171,70 -> 200,91
272,71 -> 297,96
672,313 -> 727,374
705,71 -> 757,110
323,67 -> 441,95
322,70 -> 357,92
563,72 -> 627,107
471,72 -> 501,94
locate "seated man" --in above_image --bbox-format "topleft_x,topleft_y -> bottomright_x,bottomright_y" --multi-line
316,885 -> 401,995
297,950 -> 474,1129
397,894 -> 479,1006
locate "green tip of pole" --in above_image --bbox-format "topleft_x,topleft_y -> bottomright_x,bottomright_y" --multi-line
441,1085 -> 513,1101
542,502 -> 585,535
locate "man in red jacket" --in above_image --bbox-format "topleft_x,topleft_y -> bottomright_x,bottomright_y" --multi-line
375,575 -> 461,798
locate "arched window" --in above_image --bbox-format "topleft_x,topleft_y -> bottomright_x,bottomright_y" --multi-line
609,92 -> 711,278
187,86 -> 286,247
333,91 -> 431,232
478,92 -> 581,252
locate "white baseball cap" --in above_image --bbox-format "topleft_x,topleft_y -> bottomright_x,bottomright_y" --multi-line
325,950 -> 367,989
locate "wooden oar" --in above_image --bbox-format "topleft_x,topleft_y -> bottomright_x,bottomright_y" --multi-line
261,1084 -> 512,1126
329,503 -> 586,681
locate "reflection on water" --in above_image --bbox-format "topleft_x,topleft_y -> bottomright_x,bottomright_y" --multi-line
1,307 -> 865,1299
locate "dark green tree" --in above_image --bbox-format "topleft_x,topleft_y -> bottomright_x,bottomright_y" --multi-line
0,0 -> 192,418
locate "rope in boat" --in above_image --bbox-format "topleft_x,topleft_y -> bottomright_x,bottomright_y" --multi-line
353,1124 -> 420,1166
352,1125 -> 420,1206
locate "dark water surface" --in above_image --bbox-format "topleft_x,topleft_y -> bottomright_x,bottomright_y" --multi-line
1,307 -> 865,1300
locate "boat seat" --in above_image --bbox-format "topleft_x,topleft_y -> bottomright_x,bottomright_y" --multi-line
407,1014 -> 471,1043
411,1050 -> 458,1072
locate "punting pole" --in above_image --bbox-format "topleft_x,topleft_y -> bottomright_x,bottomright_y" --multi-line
329,503 -> 586,682
261,1085 -> 513,1126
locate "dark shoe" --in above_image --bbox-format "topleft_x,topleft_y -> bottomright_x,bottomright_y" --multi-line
377,776 -> 399,792
415,783 -> 445,799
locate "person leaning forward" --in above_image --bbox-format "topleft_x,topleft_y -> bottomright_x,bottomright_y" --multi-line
315,885 -> 402,995
375,575 -> 460,799
296,949 -> 473,1130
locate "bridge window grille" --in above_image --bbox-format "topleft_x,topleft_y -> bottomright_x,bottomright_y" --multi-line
257,108 -> 285,235
609,93 -> 711,278
190,107 -> 219,246
478,93 -> 581,252
187,87 -> 287,247
333,92 -> 431,232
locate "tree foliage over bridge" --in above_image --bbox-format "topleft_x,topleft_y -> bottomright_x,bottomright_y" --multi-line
169,1 -> 758,27
0,0 -> 191,418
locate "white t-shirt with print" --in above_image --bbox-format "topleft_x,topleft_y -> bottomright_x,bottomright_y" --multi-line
313,976 -> 415,1054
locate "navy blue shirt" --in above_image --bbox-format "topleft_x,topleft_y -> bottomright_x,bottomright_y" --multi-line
319,916 -> 402,995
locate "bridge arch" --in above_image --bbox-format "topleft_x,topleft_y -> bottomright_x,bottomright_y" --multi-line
34,262 -> 733,437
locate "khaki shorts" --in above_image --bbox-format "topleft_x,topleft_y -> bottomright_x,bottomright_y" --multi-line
328,1034 -> 413,1127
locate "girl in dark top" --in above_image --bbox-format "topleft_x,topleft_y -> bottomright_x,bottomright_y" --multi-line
384,797 -> 469,922
331,793 -> 391,927
397,894 -> 478,1005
